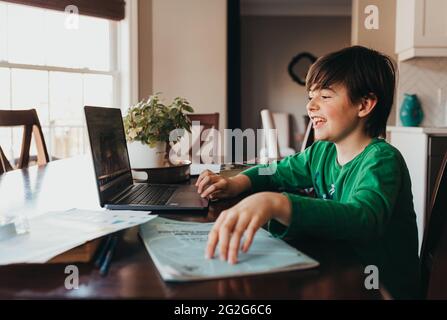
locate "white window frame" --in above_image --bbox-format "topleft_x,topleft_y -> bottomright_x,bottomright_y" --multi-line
0,0 -> 139,160
118,0 -> 139,111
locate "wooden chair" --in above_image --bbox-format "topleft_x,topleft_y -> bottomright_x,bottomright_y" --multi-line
420,151 -> 447,299
0,109 -> 50,172
260,109 -> 280,160
272,112 -> 296,157
0,145 -> 13,174
259,109 -> 296,160
185,113 -> 220,162
187,113 -> 219,131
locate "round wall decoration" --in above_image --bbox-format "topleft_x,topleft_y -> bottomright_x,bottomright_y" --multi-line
288,52 -> 317,86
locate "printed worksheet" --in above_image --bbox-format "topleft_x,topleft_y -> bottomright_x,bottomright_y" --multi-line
139,217 -> 319,281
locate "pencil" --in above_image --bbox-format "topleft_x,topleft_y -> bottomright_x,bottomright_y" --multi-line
94,234 -> 113,268
99,233 -> 119,277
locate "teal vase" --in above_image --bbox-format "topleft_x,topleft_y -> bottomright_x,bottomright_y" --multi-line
400,93 -> 423,127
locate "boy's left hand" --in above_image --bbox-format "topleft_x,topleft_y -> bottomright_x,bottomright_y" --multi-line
206,192 -> 292,264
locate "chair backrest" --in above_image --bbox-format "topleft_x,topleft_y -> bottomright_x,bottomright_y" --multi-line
271,112 -> 292,150
185,113 -> 219,162
187,113 -> 219,132
0,145 -> 13,174
0,109 -> 49,171
420,151 -> 447,299
300,116 -> 315,153
260,109 -> 280,160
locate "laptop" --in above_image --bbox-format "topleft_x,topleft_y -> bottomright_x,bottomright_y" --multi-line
84,106 -> 208,211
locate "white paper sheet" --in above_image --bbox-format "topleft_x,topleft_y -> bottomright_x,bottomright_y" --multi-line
190,164 -> 221,176
0,209 -> 156,265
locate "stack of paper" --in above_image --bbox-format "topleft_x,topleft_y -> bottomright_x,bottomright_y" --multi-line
190,163 -> 221,176
139,217 -> 319,281
0,209 -> 156,265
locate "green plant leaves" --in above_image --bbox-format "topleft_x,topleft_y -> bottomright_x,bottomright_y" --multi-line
123,93 -> 194,146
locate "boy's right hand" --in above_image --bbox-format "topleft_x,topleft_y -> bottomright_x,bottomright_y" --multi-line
195,170 -> 251,200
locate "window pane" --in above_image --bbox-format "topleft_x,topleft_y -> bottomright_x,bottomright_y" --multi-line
0,68 -> 10,108
7,4 -> 46,66
6,4 -> 110,70
84,74 -> 113,107
5,69 -> 52,162
6,127 -> 40,165
11,127 -> 25,162
0,3 -> 7,61
44,12 -> 110,70
2,4 -> 115,161
51,126 -> 86,159
0,127 -> 12,162
11,69 -> 49,125
49,72 -> 83,126
0,127 -> 35,167
76,16 -> 110,70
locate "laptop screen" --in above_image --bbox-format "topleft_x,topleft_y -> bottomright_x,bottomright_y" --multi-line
84,106 -> 134,206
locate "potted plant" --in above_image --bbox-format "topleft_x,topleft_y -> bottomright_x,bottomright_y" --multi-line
123,93 -> 194,168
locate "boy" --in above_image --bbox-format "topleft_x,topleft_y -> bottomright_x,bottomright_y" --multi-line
196,46 -> 420,299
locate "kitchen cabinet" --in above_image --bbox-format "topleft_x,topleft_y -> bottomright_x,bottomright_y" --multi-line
396,0 -> 447,61
388,126 -> 447,252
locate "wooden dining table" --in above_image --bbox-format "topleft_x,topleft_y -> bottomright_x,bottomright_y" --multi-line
0,156 -> 382,299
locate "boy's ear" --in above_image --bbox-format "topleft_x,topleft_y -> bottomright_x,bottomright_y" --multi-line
358,93 -> 377,118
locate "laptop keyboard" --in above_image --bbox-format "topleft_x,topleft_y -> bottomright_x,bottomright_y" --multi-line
117,184 -> 177,206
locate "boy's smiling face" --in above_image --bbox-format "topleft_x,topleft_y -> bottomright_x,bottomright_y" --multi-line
307,83 -> 364,143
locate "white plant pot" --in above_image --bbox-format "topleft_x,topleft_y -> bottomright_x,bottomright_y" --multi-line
127,141 -> 167,169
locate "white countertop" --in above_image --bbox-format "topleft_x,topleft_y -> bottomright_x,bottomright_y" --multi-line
387,126 -> 447,135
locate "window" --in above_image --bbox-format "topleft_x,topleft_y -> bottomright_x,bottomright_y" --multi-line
0,2 -> 118,161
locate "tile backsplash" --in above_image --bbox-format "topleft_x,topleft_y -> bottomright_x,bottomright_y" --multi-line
397,57 -> 447,127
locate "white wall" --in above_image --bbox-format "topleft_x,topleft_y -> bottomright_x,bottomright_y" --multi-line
397,58 -> 447,127
351,0 -> 397,126
138,0 -> 152,101
351,0 -> 396,59
241,16 -> 351,149
151,0 -> 227,130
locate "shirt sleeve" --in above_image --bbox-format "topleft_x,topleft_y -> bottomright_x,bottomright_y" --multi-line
269,148 -> 403,241
240,144 -> 315,193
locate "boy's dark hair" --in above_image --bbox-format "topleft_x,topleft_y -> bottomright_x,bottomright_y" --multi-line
306,46 -> 396,138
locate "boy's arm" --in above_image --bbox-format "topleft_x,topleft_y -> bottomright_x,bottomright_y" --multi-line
269,150 -> 403,241
241,145 -> 315,193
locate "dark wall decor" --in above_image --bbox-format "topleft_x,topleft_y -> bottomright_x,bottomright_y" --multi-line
288,52 -> 317,86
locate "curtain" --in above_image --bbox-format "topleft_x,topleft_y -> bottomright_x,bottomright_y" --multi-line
2,0 -> 125,20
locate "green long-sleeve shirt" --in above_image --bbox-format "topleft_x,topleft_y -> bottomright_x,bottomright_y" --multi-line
242,138 -> 420,299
